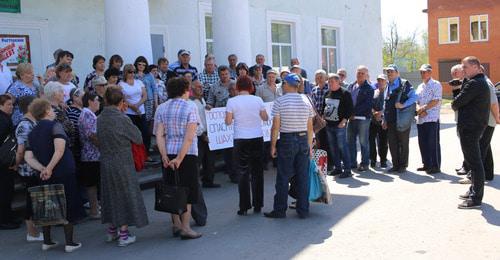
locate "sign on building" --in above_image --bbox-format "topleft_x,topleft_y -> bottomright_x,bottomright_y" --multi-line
205,102 -> 274,151
0,0 -> 20,13
0,34 -> 31,70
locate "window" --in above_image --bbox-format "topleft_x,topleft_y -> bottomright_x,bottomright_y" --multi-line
438,17 -> 459,44
470,15 -> 488,41
205,15 -> 214,55
438,60 -> 461,82
271,23 -> 293,71
321,27 -> 337,73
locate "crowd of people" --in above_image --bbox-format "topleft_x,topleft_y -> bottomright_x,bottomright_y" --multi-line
0,47 -> 498,253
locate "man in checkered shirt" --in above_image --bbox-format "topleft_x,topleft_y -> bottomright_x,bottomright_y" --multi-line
199,58 -> 220,100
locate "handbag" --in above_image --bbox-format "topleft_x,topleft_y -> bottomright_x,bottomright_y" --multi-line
308,158 -> 322,201
396,80 -> 416,132
306,95 -> 327,133
0,134 -> 17,167
154,168 -> 189,215
131,143 -> 147,171
28,184 -> 68,226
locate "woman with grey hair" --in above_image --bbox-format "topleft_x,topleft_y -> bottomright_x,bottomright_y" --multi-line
7,63 -> 39,126
43,82 -> 76,143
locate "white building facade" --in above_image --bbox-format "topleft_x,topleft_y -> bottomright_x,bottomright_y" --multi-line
0,0 -> 382,82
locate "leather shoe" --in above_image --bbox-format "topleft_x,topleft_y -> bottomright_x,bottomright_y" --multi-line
387,167 -> 399,173
416,166 -> 427,171
253,207 -> 261,213
180,231 -> 202,240
264,211 -> 286,218
426,168 -> 441,174
380,162 -> 388,168
202,183 -> 221,188
237,209 -> 248,216
397,168 -> 407,173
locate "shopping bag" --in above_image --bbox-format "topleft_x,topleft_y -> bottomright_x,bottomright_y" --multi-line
28,184 -> 68,226
154,169 -> 188,215
312,149 -> 332,204
308,159 -> 322,201
132,143 -> 147,172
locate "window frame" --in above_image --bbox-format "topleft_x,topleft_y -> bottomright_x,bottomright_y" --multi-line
438,17 -> 460,44
470,14 -> 489,42
198,1 -> 212,65
266,11 -> 301,72
317,17 -> 343,73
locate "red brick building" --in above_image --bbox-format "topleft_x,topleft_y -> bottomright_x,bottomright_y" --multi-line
425,0 -> 499,96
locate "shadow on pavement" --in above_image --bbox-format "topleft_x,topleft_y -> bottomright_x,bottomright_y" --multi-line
480,203 -> 500,227
398,171 -> 439,184
355,170 -> 395,183
334,176 -> 370,188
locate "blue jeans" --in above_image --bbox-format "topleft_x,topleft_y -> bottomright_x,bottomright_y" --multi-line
347,119 -> 371,167
273,133 -> 310,215
326,125 -> 351,173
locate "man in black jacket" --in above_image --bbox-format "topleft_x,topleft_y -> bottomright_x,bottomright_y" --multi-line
452,56 -> 490,209
323,73 -> 354,178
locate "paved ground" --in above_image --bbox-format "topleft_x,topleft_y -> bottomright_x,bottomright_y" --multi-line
1,107 -> 499,259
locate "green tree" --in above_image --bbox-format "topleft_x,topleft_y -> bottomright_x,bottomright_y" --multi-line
383,21 -> 428,72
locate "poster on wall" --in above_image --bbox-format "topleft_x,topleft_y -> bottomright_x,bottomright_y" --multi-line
0,34 -> 31,71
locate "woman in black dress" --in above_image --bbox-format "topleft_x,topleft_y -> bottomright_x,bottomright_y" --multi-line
24,98 -> 86,253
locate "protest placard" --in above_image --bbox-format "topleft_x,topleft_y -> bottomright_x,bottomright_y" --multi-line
205,102 -> 273,151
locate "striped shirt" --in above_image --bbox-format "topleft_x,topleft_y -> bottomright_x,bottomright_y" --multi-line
154,98 -> 198,156
271,93 -> 315,133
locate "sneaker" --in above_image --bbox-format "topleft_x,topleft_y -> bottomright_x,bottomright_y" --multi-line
64,243 -> 82,253
456,167 -> 468,175
106,232 -> 119,242
26,233 -> 44,242
459,192 -> 471,200
118,235 -> 136,247
42,241 -> 58,251
458,199 -> 481,209
458,178 -> 472,184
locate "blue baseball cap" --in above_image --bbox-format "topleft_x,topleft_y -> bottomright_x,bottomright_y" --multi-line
284,73 -> 301,87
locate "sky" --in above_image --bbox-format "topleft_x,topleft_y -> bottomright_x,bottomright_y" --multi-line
381,0 -> 428,43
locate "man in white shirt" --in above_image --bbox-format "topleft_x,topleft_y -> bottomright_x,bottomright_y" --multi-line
191,80 -> 220,188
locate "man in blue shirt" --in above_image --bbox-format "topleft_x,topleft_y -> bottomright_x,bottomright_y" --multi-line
382,64 -> 417,173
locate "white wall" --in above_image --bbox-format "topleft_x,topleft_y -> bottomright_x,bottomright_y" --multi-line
0,0 -> 382,84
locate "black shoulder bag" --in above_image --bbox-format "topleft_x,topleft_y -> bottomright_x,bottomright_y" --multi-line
154,168 -> 189,215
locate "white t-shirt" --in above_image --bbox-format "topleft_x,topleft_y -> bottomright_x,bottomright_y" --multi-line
120,80 -> 145,115
0,64 -> 13,94
61,82 -> 76,103
226,95 -> 266,139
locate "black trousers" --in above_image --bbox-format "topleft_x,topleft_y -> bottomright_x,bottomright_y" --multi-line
387,123 -> 410,169
369,121 -> 388,164
417,122 -> 441,169
317,128 -> 333,171
233,137 -> 264,210
190,182 -> 207,226
197,135 -> 215,184
462,126 -> 495,181
480,126 -> 495,181
224,148 -> 236,181
0,168 -> 15,224
458,126 -> 486,203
